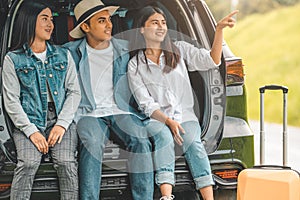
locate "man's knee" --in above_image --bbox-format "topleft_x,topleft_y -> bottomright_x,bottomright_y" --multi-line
127,137 -> 152,153
77,117 -> 107,148
77,117 -> 99,133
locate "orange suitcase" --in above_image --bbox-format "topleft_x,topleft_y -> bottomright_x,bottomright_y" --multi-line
237,85 -> 300,200
237,166 -> 300,200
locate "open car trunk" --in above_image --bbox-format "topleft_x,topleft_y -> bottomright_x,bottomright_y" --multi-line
0,0 -> 227,199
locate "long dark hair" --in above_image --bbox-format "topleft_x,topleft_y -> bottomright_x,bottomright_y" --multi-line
129,6 -> 180,73
10,0 -> 50,51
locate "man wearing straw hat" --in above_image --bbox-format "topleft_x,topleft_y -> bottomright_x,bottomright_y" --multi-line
64,0 -> 154,199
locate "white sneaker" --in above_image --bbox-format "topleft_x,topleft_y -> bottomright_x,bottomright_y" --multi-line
160,195 -> 175,200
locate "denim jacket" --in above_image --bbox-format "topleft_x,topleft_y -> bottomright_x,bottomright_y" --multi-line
7,43 -> 69,132
64,38 -> 146,120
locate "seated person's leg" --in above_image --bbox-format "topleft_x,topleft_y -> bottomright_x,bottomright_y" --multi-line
10,129 -> 42,200
111,114 -> 154,200
76,116 -> 110,199
146,120 -> 175,199
181,121 -> 214,199
146,120 -> 175,186
51,122 -> 79,200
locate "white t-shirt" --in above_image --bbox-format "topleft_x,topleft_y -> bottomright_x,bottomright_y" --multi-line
33,50 -> 47,62
83,42 -> 129,117
34,50 -> 54,102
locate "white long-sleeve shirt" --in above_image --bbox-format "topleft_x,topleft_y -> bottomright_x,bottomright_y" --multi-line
127,41 -> 219,123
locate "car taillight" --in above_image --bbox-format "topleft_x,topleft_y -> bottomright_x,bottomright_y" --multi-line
0,183 -> 11,192
212,167 -> 242,189
214,169 -> 239,181
210,160 -> 246,189
226,58 -> 245,86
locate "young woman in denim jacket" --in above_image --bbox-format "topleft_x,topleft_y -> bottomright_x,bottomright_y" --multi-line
2,1 -> 81,199
128,6 -> 238,200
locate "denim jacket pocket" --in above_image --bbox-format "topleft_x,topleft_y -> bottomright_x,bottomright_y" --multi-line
15,65 -> 36,86
52,62 -> 68,83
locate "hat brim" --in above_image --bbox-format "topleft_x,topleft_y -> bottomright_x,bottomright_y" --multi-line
69,6 -> 119,39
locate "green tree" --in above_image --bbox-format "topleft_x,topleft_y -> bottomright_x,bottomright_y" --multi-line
205,0 -> 231,21
275,0 -> 300,5
205,0 -> 299,20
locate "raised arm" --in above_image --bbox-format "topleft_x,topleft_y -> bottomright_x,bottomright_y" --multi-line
210,10 -> 239,65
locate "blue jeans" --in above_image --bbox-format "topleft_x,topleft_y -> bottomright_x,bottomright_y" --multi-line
180,121 -> 214,189
77,115 -> 154,200
147,120 -> 214,190
146,121 -> 175,186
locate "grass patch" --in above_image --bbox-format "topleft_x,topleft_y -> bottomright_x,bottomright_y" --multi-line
224,4 -> 300,126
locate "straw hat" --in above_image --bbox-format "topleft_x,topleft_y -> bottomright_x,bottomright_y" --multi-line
69,0 -> 119,38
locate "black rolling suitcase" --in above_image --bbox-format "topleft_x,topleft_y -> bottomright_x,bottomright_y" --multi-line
237,85 -> 300,200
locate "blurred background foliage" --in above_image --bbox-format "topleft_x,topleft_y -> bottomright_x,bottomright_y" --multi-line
206,0 -> 300,20
206,0 -> 300,126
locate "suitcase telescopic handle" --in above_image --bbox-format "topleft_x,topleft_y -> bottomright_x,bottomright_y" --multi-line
259,84 -> 288,166
259,85 -> 288,93
253,165 -> 291,170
